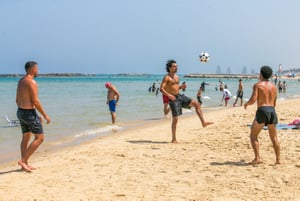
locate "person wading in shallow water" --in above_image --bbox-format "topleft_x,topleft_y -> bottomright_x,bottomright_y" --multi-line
105,82 -> 120,125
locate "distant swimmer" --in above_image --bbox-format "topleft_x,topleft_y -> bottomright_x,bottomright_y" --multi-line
200,81 -> 209,91
16,61 -> 51,172
160,60 -> 213,143
105,82 -> 120,125
244,66 -> 280,165
219,80 -> 224,91
179,81 -> 187,92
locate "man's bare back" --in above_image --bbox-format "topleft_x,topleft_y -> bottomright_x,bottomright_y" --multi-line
16,76 -> 36,109
244,66 -> 280,165
255,81 -> 277,107
245,80 -> 277,108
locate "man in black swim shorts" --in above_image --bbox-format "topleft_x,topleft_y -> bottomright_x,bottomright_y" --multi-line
160,60 -> 213,143
17,108 -> 44,135
244,66 -> 280,165
255,106 -> 278,126
168,94 -> 192,117
16,61 -> 51,172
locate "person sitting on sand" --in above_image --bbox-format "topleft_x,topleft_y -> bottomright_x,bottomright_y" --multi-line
244,66 -> 280,165
160,60 -> 213,143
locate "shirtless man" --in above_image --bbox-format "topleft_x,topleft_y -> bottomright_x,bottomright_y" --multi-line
160,60 -> 213,143
233,79 -> 244,106
16,61 -> 51,172
105,82 -> 120,124
244,66 -> 280,165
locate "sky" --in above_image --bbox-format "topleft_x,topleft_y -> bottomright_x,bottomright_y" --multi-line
0,0 -> 300,74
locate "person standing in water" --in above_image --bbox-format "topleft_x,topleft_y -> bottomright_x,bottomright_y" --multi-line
105,82 -> 120,125
221,84 -> 231,107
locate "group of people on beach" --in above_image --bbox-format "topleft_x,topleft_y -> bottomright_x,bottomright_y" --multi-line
15,60 -> 280,172
219,79 -> 244,107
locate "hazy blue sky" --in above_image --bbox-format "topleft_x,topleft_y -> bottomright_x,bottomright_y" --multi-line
1,0 -> 299,74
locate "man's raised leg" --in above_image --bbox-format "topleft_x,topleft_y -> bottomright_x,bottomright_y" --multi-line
190,100 -> 213,127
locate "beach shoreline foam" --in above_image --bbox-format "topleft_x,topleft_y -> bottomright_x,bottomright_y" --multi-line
0,98 -> 300,200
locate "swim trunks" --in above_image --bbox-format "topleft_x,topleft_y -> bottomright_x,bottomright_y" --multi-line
108,100 -> 117,112
237,91 -> 243,98
255,106 -> 278,125
197,96 -> 202,104
169,94 -> 192,117
162,94 -> 169,104
17,108 -> 43,134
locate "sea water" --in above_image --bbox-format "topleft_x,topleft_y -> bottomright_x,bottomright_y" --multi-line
0,74 -> 299,163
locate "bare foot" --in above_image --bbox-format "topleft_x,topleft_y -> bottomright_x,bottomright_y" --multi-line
248,159 -> 263,165
202,121 -> 214,128
27,164 -> 37,170
275,161 -> 281,165
171,140 -> 178,144
18,160 -> 32,172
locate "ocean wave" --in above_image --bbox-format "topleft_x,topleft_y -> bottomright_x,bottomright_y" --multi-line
75,125 -> 122,138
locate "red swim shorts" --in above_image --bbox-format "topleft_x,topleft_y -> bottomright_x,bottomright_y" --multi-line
162,94 -> 169,104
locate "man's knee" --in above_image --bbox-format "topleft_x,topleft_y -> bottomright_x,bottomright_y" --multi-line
35,135 -> 44,144
190,100 -> 199,107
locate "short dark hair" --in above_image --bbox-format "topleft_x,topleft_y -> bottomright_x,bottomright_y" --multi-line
25,61 -> 38,72
166,60 -> 176,73
260,66 -> 273,79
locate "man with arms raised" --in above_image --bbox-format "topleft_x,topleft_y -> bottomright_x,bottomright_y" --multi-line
16,61 -> 51,172
244,66 -> 280,165
160,60 -> 213,143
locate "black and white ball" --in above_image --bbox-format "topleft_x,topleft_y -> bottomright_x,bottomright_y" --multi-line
199,52 -> 210,63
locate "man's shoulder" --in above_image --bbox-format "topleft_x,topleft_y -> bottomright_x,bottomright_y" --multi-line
19,76 -> 35,86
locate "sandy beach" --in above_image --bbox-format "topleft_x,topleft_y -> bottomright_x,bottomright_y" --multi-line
1,98 -> 300,201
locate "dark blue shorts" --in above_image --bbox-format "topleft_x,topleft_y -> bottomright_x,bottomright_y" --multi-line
255,106 -> 278,126
237,91 -> 243,98
169,94 -> 192,117
108,100 -> 116,112
17,108 -> 43,134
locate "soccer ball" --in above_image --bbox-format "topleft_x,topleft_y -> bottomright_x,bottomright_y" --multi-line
199,52 -> 210,63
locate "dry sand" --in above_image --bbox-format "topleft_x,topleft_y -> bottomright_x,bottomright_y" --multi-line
0,98 -> 300,201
